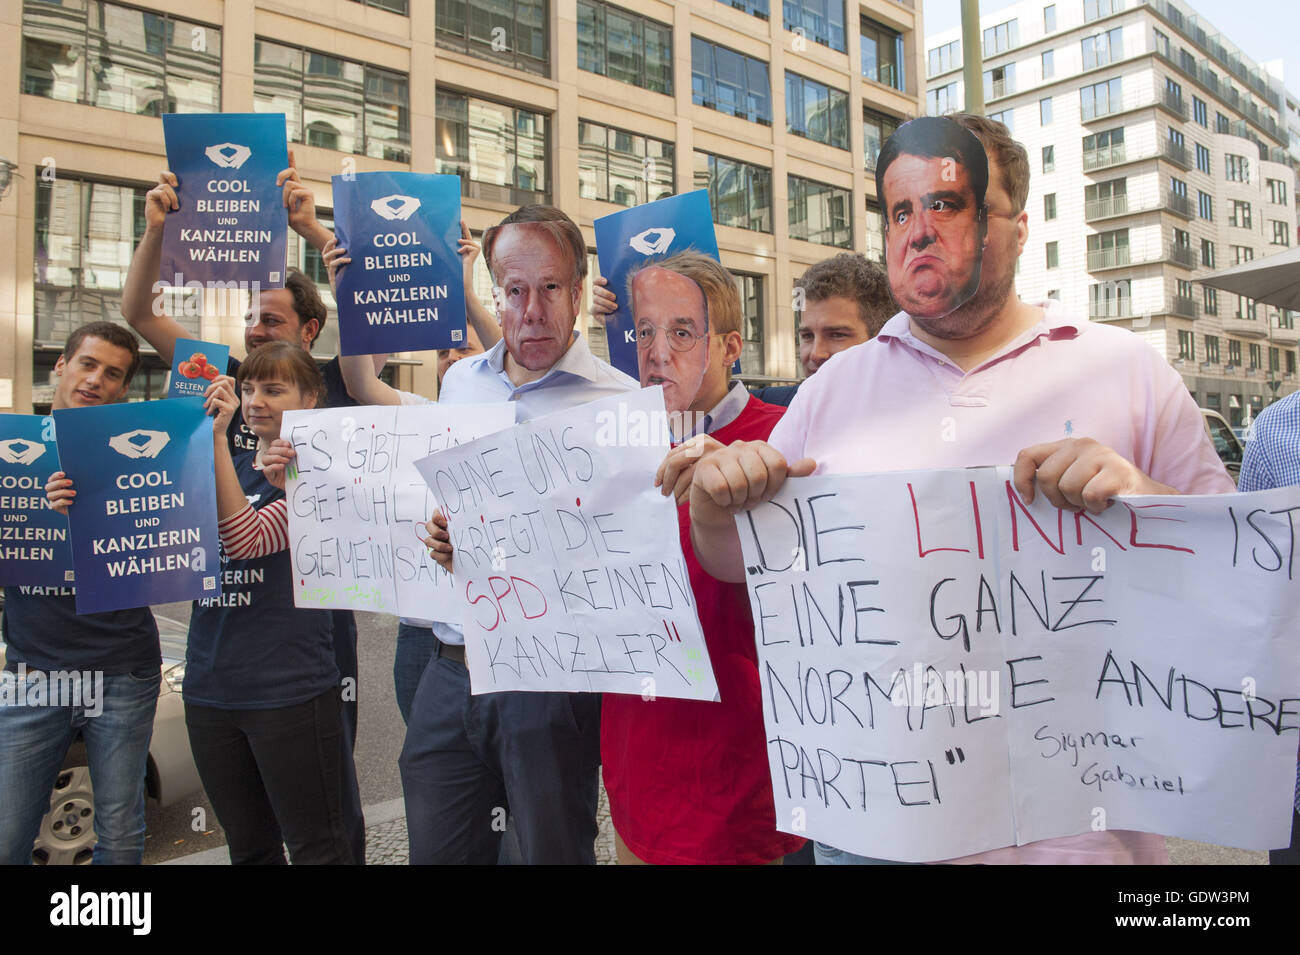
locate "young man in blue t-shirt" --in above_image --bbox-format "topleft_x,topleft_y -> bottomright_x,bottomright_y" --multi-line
0,322 -> 161,865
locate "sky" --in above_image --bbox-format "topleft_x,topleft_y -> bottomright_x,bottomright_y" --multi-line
923,0 -> 1300,100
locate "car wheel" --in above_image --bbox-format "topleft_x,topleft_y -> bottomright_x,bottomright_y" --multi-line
33,749 -> 96,865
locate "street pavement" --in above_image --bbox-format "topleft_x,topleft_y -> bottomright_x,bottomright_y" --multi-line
144,607 -> 1266,866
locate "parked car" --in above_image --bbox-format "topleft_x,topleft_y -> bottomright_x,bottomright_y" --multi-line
1202,408 -> 1244,480
0,612 -> 201,864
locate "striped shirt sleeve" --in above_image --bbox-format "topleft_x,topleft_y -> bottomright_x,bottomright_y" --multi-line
218,500 -> 289,559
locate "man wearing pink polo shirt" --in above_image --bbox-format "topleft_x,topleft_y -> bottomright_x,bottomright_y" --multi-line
680,114 -> 1235,865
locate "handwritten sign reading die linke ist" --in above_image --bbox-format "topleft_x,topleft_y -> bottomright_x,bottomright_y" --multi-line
283,403 -> 514,617
737,467 -> 1300,862
415,388 -> 719,700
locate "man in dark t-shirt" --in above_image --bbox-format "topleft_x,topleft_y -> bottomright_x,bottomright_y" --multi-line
0,322 -> 160,865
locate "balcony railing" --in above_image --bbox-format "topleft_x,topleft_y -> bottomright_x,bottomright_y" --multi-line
1158,89 -> 1188,119
1163,140 -> 1190,169
1088,300 -> 1134,320
1165,191 -> 1194,219
1168,242 -> 1197,268
1085,195 -> 1129,221
1171,295 -> 1198,319
1087,247 -> 1131,271
1083,144 -> 1127,170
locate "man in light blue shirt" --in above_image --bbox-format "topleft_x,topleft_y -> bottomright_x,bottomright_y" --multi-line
399,205 -> 635,864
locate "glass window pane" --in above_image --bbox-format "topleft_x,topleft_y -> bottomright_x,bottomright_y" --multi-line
86,3 -> 168,115
605,8 -> 639,86
577,120 -> 607,201
165,18 -> 222,113
514,109 -> 546,195
254,40 -> 303,143
303,53 -> 364,154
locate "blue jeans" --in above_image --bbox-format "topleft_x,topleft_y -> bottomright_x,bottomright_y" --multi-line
393,623 -> 438,725
0,667 -> 159,865
814,842 -> 912,865
399,644 -> 601,864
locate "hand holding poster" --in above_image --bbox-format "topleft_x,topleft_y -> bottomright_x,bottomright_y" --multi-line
160,113 -> 289,288
415,388 -> 718,700
737,469 -> 1300,860
283,403 -> 514,617
53,398 -> 220,614
167,339 -> 230,399
332,172 -> 468,356
593,190 -> 720,378
0,414 -> 73,587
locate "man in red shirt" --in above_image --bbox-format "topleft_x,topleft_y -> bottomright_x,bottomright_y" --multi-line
601,251 -> 805,864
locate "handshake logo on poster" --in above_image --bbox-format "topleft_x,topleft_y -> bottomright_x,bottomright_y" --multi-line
629,227 -> 676,256
0,438 -> 46,466
204,142 -> 253,169
108,430 -> 170,460
370,194 -> 421,222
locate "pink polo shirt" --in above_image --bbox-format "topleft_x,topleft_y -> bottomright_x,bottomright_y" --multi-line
768,301 -> 1236,865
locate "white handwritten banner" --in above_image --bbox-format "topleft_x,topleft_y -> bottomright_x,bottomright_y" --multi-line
283,403 -> 514,616
415,388 -> 718,700
737,467 -> 1300,861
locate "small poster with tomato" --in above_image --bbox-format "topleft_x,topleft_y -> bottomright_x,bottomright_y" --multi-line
168,339 -> 229,399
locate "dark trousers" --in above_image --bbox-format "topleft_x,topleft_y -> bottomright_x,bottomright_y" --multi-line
399,645 -> 601,864
1271,809 -> 1300,865
332,610 -> 358,748
185,689 -> 359,865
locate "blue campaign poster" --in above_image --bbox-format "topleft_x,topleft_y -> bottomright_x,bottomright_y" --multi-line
0,414 -> 74,587
332,171 -> 468,356
54,398 -> 220,614
168,338 -> 231,399
593,190 -> 723,379
160,113 -> 289,288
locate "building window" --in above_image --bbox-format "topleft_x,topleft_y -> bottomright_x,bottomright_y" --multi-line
1228,339 -> 1241,365
1045,241 -> 1059,269
1203,286 -> 1218,315
1040,97 -> 1053,124
1229,200 -> 1253,229
1042,49 -> 1054,79
1047,289 -> 1061,301
988,108 -> 1014,132
1178,330 -> 1194,361
1216,111 -> 1230,133
982,19 -> 1018,57
578,1 -> 672,94
1231,245 -> 1254,265
1238,297 -> 1259,323
1081,27 -> 1123,70
785,73 -> 849,149
1205,335 -> 1220,363
864,200 -> 884,262
436,90 -> 548,204
1080,78 -> 1122,120
1269,178 -> 1289,205
1085,178 -> 1126,218
1042,145 -> 1055,172
1084,0 -> 1119,21
1289,350 -> 1297,375
1272,221 -> 1290,246
578,120 -> 674,207
735,272 -> 765,373
22,1 -> 222,115
1087,229 -> 1129,269
1152,28 -> 1170,59
1171,177 -> 1187,200
353,0 -> 408,11
1198,191 -> 1213,220
726,0 -> 770,18
1270,347 -> 1281,373
1225,154 -> 1251,183
1043,4 -> 1056,32
1089,279 -> 1130,318
1044,193 -> 1057,220
785,0 -> 847,54
1283,310 -> 1297,330
788,175 -> 852,248
863,109 -> 898,172
1173,227 -> 1190,249
692,37 -> 771,125
1195,143 -> 1210,174
984,63 -> 1016,100
1193,95 -> 1207,126
1248,342 -> 1262,368
694,151 -> 772,233
927,82 -> 959,115
436,0 -> 548,76
253,41 -> 410,162
1201,239 -> 1215,269
928,39 -> 961,77
861,17 -> 904,91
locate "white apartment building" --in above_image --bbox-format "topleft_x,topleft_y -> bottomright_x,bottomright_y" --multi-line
925,0 -> 1297,424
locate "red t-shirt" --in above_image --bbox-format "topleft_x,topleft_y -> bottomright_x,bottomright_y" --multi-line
601,395 -> 807,864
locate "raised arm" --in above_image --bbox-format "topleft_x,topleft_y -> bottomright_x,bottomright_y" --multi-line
322,238 -> 402,405
460,221 -> 500,349
120,172 -> 191,366
279,150 -> 334,253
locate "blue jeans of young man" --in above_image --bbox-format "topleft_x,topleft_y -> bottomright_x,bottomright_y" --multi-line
393,623 -> 438,725
399,643 -> 601,864
0,667 -> 159,865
